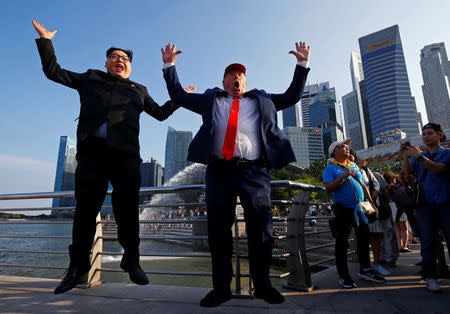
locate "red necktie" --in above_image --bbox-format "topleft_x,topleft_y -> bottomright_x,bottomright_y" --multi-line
222,97 -> 239,160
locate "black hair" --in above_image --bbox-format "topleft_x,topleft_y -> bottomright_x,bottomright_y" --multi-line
106,47 -> 133,62
349,149 -> 357,160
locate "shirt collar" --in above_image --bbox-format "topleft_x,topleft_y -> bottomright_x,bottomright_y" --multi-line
424,145 -> 445,157
332,159 -> 354,168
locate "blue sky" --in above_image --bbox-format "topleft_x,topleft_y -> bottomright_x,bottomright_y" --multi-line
0,0 -> 449,213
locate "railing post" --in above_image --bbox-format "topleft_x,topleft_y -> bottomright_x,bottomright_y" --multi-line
234,216 -> 241,295
283,189 -> 313,291
79,213 -> 103,288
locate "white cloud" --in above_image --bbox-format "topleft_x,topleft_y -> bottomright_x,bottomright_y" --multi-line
0,154 -> 56,213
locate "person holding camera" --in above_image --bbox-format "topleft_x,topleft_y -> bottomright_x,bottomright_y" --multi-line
401,123 -> 450,292
324,139 -> 386,289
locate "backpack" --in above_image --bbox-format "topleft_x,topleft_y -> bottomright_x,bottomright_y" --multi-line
393,184 -> 416,209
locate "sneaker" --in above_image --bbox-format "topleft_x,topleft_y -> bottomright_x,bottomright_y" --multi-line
372,265 -> 390,276
425,278 -> 441,292
338,276 -> 358,289
359,269 -> 386,283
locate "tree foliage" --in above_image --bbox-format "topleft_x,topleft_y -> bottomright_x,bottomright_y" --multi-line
270,159 -> 331,203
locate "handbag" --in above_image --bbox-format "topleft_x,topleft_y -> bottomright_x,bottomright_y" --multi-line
348,173 -> 379,223
414,154 -> 434,206
359,200 -> 377,216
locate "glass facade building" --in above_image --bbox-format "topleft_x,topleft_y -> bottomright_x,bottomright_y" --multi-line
282,103 -> 300,128
359,25 -> 420,142
52,136 -> 77,214
342,90 -> 366,150
52,136 -> 113,215
164,126 -> 192,183
139,157 -> 164,204
300,82 -> 330,127
420,42 -> 450,128
308,87 -> 344,156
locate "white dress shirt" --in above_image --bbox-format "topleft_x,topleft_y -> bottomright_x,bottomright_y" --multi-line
211,94 -> 262,160
163,61 -> 309,160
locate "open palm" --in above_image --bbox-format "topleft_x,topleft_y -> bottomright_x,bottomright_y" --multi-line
32,20 -> 57,39
289,42 -> 310,63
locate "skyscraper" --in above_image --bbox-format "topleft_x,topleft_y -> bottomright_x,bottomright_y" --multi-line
52,136 -> 77,214
300,82 -> 330,127
140,157 -> 164,203
284,127 -> 324,168
164,126 -> 192,183
359,25 -> 420,142
420,42 -> 450,127
359,79 -> 374,146
342,90 -> 366,149
346,51 -> 369,149
308,87 -> 344,156
52,136 -> 113,215
282,103 -> 300,128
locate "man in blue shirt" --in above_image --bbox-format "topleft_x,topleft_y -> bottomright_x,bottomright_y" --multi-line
324,139 -> 385,289
402,123 -> 450,292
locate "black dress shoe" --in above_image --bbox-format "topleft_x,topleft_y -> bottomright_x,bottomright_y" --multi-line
120,262 -> 149,285
200,289 -> 232,307
254,287 -> 285,304
54,265 -> 89,294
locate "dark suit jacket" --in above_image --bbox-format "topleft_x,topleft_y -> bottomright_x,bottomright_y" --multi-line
163,64 -> 309,169
36,38 -> 179,158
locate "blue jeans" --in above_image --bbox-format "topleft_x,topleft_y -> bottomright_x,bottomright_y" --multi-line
415,202 -> 450,278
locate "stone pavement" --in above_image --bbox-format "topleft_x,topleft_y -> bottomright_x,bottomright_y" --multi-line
0,244 -> 449,313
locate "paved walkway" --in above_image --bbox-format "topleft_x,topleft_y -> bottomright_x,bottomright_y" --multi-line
1,244 -> 449,313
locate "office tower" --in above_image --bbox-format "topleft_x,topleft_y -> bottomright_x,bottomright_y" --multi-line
164,126 -> 192,183
342,90 -> 366,150
52,136 -> 113,215
308,87 -> 345,156
420,42 -> 450,127
52,136 -> 77,214
345,51 -> 369,149
282,103 -> 300,128
358,80 -> 374,146
300,82 -> 330,127
359,25 -> 420,142
140,158 -> 164,204
285,127 -> 324,168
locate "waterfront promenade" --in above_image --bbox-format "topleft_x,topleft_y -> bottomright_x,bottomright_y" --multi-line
1,244 -> 449,313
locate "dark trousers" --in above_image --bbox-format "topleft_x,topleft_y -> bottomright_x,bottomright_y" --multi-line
415,202 -> 450,279
205,162 -> 273,292
333,203 -> 371,277
70,139 -> 141,271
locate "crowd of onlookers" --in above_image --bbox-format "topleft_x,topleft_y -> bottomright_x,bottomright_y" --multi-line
324,122 -> 449,292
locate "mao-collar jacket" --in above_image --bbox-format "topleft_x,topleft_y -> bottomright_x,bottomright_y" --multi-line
36,38 -> 179,158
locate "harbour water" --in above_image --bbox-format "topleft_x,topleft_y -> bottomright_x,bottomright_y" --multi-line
0,220 -> 285,288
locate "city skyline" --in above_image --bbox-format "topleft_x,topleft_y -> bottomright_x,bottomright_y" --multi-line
1,0 -> 449,213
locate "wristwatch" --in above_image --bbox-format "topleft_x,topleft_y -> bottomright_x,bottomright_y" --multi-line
417,155 -> 425,162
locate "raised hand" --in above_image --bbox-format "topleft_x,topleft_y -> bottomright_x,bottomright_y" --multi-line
32,20 -> 57,39
161,43 -> 182,64
289,42 -> 310,63
183,85 -> 197,93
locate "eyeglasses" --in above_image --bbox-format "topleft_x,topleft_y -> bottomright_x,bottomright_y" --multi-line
108,53 -> 131,63
336,144 -> 348,149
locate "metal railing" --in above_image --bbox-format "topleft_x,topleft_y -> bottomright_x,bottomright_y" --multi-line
0,180 -> 339,294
